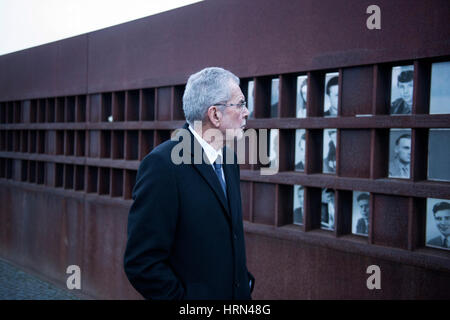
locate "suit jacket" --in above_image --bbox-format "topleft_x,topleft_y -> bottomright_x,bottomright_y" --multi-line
295,161 -> 304,171
356,218 -> 368,235
389,157 -> 410,178
390,98 -> 411,115
427,236 -> 448,248
321,203 -> 334,229
293,207 -> 303,225
124,123 -> 254,300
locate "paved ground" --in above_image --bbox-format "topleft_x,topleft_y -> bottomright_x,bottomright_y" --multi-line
0,258 -> 80,300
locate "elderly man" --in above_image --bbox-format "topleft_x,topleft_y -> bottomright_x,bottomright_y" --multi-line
389,133 -> 411,178
427,202 -> 450,249
124,67 -> 254,300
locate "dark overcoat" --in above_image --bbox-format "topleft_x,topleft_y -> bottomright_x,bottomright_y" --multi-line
124,123 -> 254,300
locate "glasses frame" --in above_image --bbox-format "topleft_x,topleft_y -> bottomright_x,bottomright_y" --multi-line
214,101 -> 247,109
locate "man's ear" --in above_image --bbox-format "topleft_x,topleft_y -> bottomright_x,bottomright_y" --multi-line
207,105 -> 222,127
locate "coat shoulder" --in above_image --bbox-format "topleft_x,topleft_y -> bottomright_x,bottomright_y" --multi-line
427,236 -> 443,246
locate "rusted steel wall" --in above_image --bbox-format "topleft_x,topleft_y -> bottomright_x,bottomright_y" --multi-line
0,0 -> 449,299
2,0 -> 449,99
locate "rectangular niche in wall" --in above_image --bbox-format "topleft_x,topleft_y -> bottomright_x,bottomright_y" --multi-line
429,61 -> 450,115
66,96 -> 76,122
140,89 -> 155,121
428,128 -> 450,182
101,93 -> 112,122
372,193 -> 409,249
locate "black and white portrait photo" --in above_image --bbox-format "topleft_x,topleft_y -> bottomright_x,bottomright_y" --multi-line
426,198 -> 450,251
247,80 -> 254,118
390,65 -> 414,115
271,78 -> 279,118
430,61 -> 450,114
321,188 -> 335,230
388,129 -> 411,179
293,185 -> 304,225
295,129 -> 306,171
324,72 -> 339,117
428,129 -> 450,182
269,129 -> 279,169
296,75 -> 307,118
352,191 -> 370,236
323,129 -> 337,174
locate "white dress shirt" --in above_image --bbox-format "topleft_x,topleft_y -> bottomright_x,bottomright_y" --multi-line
188,124 -> 225,183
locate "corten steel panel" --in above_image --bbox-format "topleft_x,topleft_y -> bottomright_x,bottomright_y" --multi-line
1,0 -> 449,100
240,181 -> 252,222
244,232 -> 450,299
89,95 -> 101,122
156,87 -> 172,121
86,0 -> 450,93
0,182 -> 141,299
82,200 -> 141,299
341,66 -> 373,116
0,185 -> 84,285
1,182 -> 448,299
252,182 -> 276,225
0,35 -> 88,101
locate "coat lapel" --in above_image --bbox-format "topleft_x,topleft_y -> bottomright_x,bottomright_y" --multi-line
181,123 -> 231,219
192,160 -> 231,218
222,152 -> 238,224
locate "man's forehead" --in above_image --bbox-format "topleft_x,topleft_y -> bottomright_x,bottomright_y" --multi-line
399,138 -> 411,145
230,84 -> 244,98
436,210 -> 450,216
329,85 -> 339,91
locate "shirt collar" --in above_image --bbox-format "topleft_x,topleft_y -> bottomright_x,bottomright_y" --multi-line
188,124 -> 222,165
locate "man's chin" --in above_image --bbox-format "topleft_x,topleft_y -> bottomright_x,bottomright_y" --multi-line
225,128 -> 245,140
236,127 -> 246,140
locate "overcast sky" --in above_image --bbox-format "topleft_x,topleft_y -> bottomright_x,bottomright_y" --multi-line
0,0 -> 203,56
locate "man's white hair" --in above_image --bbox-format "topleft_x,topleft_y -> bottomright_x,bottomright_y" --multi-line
183,67 -> 240,125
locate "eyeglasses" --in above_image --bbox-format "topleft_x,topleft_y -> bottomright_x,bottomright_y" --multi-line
214,101 -> 247,109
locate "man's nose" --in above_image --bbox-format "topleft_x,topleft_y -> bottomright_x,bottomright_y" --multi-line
242,106 -> 250,117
